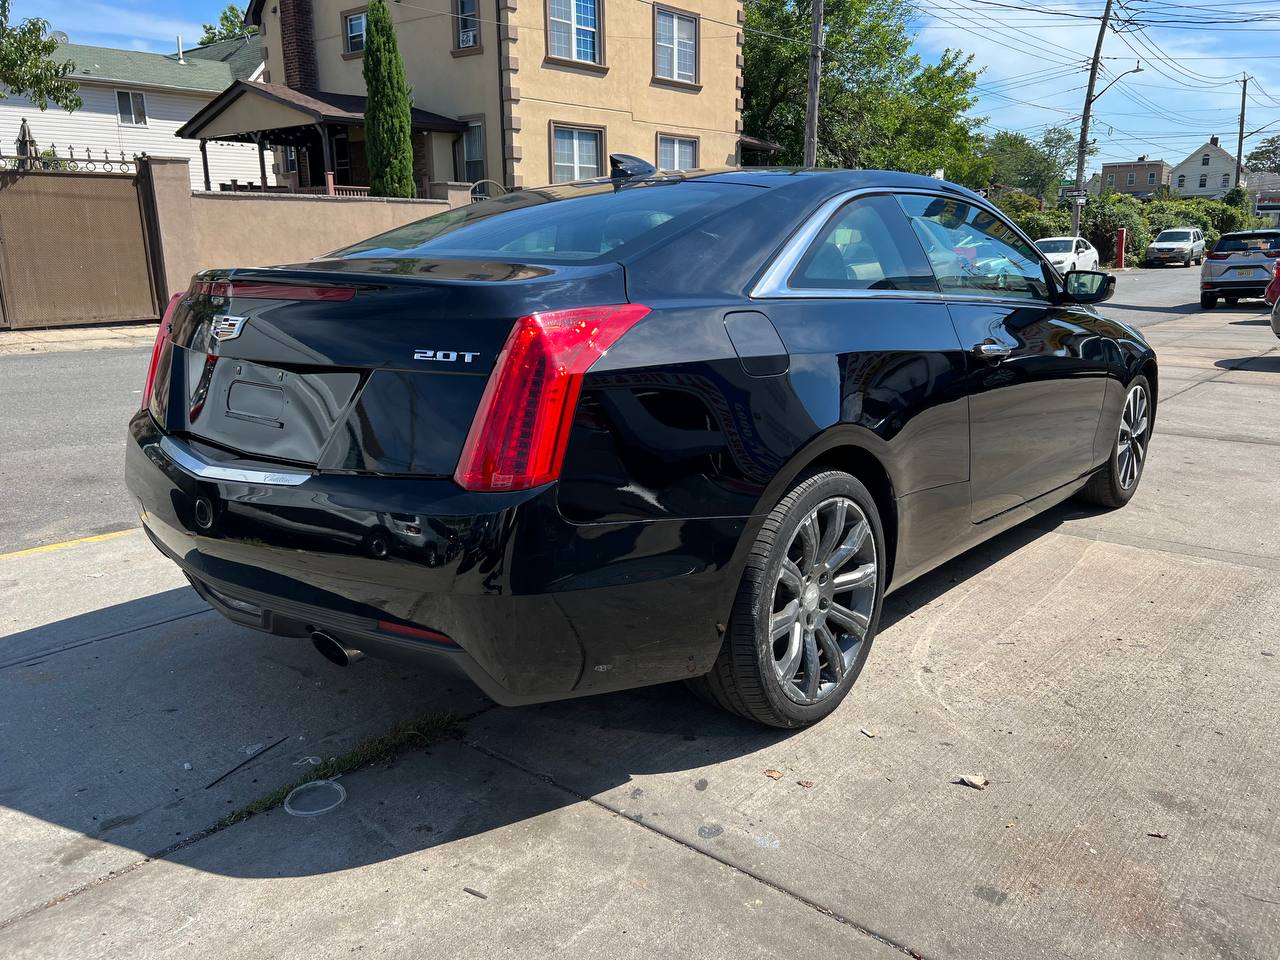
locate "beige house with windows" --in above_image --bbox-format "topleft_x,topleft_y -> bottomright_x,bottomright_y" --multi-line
178,0 -> 743,196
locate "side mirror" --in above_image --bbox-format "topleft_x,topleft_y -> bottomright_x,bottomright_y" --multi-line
1063,269 -> 1115,304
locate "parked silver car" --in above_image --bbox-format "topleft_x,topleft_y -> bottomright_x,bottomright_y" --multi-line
1200,230 -> 1280,309
1146,227 -> 1205,268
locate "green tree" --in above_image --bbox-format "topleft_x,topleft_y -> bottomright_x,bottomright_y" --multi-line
981,126 -> 1079,201
199,4 -> 257,45
1244,134 -> 1280,174
742,0 -> 988,185
361,0 -> 415,198
0,0 -> 80,111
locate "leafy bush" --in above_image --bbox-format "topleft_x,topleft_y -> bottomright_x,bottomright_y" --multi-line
1016,208 -> 1072,241
1082,194 -> 1149,265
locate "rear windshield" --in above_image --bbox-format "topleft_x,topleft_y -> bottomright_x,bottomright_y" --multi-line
1156,230 -> 1192,242
1035,239 -> 1072,253
337,179 -> 759,265
1214,233 -> 1280,253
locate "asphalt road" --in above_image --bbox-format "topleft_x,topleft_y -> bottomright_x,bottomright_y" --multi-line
1,265 -> 1278,958
0,267 -> 1258,556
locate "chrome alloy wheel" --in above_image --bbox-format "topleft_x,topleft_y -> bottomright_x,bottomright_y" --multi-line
769,497 -> 878,705
1117,382 -> 1151,490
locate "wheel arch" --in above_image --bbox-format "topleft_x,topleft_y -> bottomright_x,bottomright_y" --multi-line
742,429 -> 900,589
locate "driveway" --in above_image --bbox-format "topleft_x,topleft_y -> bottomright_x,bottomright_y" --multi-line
1,268 -> 1277,959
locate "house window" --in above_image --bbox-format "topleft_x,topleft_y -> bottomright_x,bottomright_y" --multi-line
1126,172 -> 1135,186
552,125 -> 602,182
344,11 -> 366,53
548,0 -> 600,64
658,134 -> 697,170
463,120 -> 485,185
1222,173 -> 1230,188
1106,174 -> 1115,186
1198,174 -> 1207,188
1201,153 -> 1209,166
456,0 -> 479,49
1148,171 -> 1156,184
283,146 -> 298,174
116,90 -> 147,126
655,8 -> 697,84
1177,174 -> 1185,188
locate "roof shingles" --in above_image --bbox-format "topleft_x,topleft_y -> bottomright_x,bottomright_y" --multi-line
56,42 -> 240,94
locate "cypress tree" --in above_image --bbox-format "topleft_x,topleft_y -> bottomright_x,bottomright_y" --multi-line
362,0 -> 415,198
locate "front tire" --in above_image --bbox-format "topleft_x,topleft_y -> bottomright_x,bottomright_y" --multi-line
689,470 -> 885,728
1077,376 -> 1153,509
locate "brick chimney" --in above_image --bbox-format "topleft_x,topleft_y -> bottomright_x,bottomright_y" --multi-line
279,0 -> 319,92
1210,135 -> 1220,147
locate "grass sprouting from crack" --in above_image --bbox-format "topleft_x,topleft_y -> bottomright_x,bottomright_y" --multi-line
218,714 -> 456,827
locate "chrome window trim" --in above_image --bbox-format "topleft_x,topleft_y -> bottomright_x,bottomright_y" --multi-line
157,435 -> 311,486
750,185 -> 1059,308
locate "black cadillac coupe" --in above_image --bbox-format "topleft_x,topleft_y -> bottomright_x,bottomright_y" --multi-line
126,162 -> 1157,728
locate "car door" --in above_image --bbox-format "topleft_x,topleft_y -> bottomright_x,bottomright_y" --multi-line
896,193 -> 1109,523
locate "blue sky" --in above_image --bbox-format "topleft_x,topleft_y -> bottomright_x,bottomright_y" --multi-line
20,0 -> 1280,174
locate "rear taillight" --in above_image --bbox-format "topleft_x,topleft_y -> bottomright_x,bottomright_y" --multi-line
1263,250 -> 1280,259
142,292 -> 184,411
1207,252 -> 1230,260
454,304 -> 651,491
190,280 -> 355,301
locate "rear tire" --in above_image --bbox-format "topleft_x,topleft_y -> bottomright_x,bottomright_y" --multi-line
1201,293 -> 1218,309
688,470 -> 885,728
1077,375 -> 1153,510
1225,296 -> 1239,306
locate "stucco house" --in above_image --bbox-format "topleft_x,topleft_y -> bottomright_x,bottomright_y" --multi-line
175,0 -> 743,197
0,36 -> 270,191
1169,136 -> 1246,199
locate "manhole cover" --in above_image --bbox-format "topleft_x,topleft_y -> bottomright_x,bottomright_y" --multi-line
284,779 -> 346,817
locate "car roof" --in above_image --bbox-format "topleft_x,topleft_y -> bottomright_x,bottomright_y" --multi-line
684,167 -> 989,204
1037,236 -> 1083,242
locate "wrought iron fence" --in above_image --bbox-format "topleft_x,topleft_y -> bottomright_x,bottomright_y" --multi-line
0,146 -> 140,175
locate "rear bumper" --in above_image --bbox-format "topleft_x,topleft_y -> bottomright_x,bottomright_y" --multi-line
1201,278 -> 1269,296
125,412 -> 745,705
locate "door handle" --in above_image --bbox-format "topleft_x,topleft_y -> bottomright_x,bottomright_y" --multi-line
973,341 -> 1013,361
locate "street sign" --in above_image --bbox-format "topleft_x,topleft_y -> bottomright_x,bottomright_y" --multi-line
1073,197 -> 1087,205
1064,189 -> 1088,198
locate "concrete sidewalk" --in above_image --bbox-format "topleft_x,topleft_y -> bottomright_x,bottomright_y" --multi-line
1,294 -> 1278,959
0,323 -> 160,357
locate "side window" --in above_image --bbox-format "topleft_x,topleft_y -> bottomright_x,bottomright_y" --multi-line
789,194 -> 938,293
897,194 -> 1050,301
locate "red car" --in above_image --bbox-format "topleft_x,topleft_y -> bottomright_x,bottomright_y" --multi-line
1267,258 -> 1280,307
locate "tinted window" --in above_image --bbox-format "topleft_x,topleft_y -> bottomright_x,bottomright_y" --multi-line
1157,230 -> 1191,242
898,195 -> 1049,301
1035,240 -> 1072,253
790,194 -> 937,292
338,181 -> 757,264
1214,233 -> 1280,253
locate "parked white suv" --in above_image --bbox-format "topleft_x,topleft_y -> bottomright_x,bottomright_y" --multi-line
1034,236 -> 1099,273
1145,228 -> 1205,268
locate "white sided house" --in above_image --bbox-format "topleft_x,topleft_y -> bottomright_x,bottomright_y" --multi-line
0,37 -> 269,191
1170,136 -> 1247,200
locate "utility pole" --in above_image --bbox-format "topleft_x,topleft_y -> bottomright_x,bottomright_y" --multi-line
803,0 -> 824,167
1072,0 -> 1115,236
1236,74 -> 1249,188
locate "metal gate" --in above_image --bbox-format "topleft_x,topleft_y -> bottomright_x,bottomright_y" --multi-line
0,166 -> 161,328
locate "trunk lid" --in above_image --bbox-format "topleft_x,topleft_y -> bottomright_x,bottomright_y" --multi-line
152,258 -> 629,476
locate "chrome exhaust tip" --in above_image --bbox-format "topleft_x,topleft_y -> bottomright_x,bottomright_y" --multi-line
311,631 -> 364,667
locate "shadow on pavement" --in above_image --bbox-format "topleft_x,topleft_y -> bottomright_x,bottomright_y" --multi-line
1,512 -> 1065,887
1216,356 -> 1280,372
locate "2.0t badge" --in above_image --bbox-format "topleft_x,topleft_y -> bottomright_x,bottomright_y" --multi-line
413,349 -> 479,363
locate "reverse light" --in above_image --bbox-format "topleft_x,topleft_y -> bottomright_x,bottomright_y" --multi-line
454,304 -> 651,491
142,292 -> 184,411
